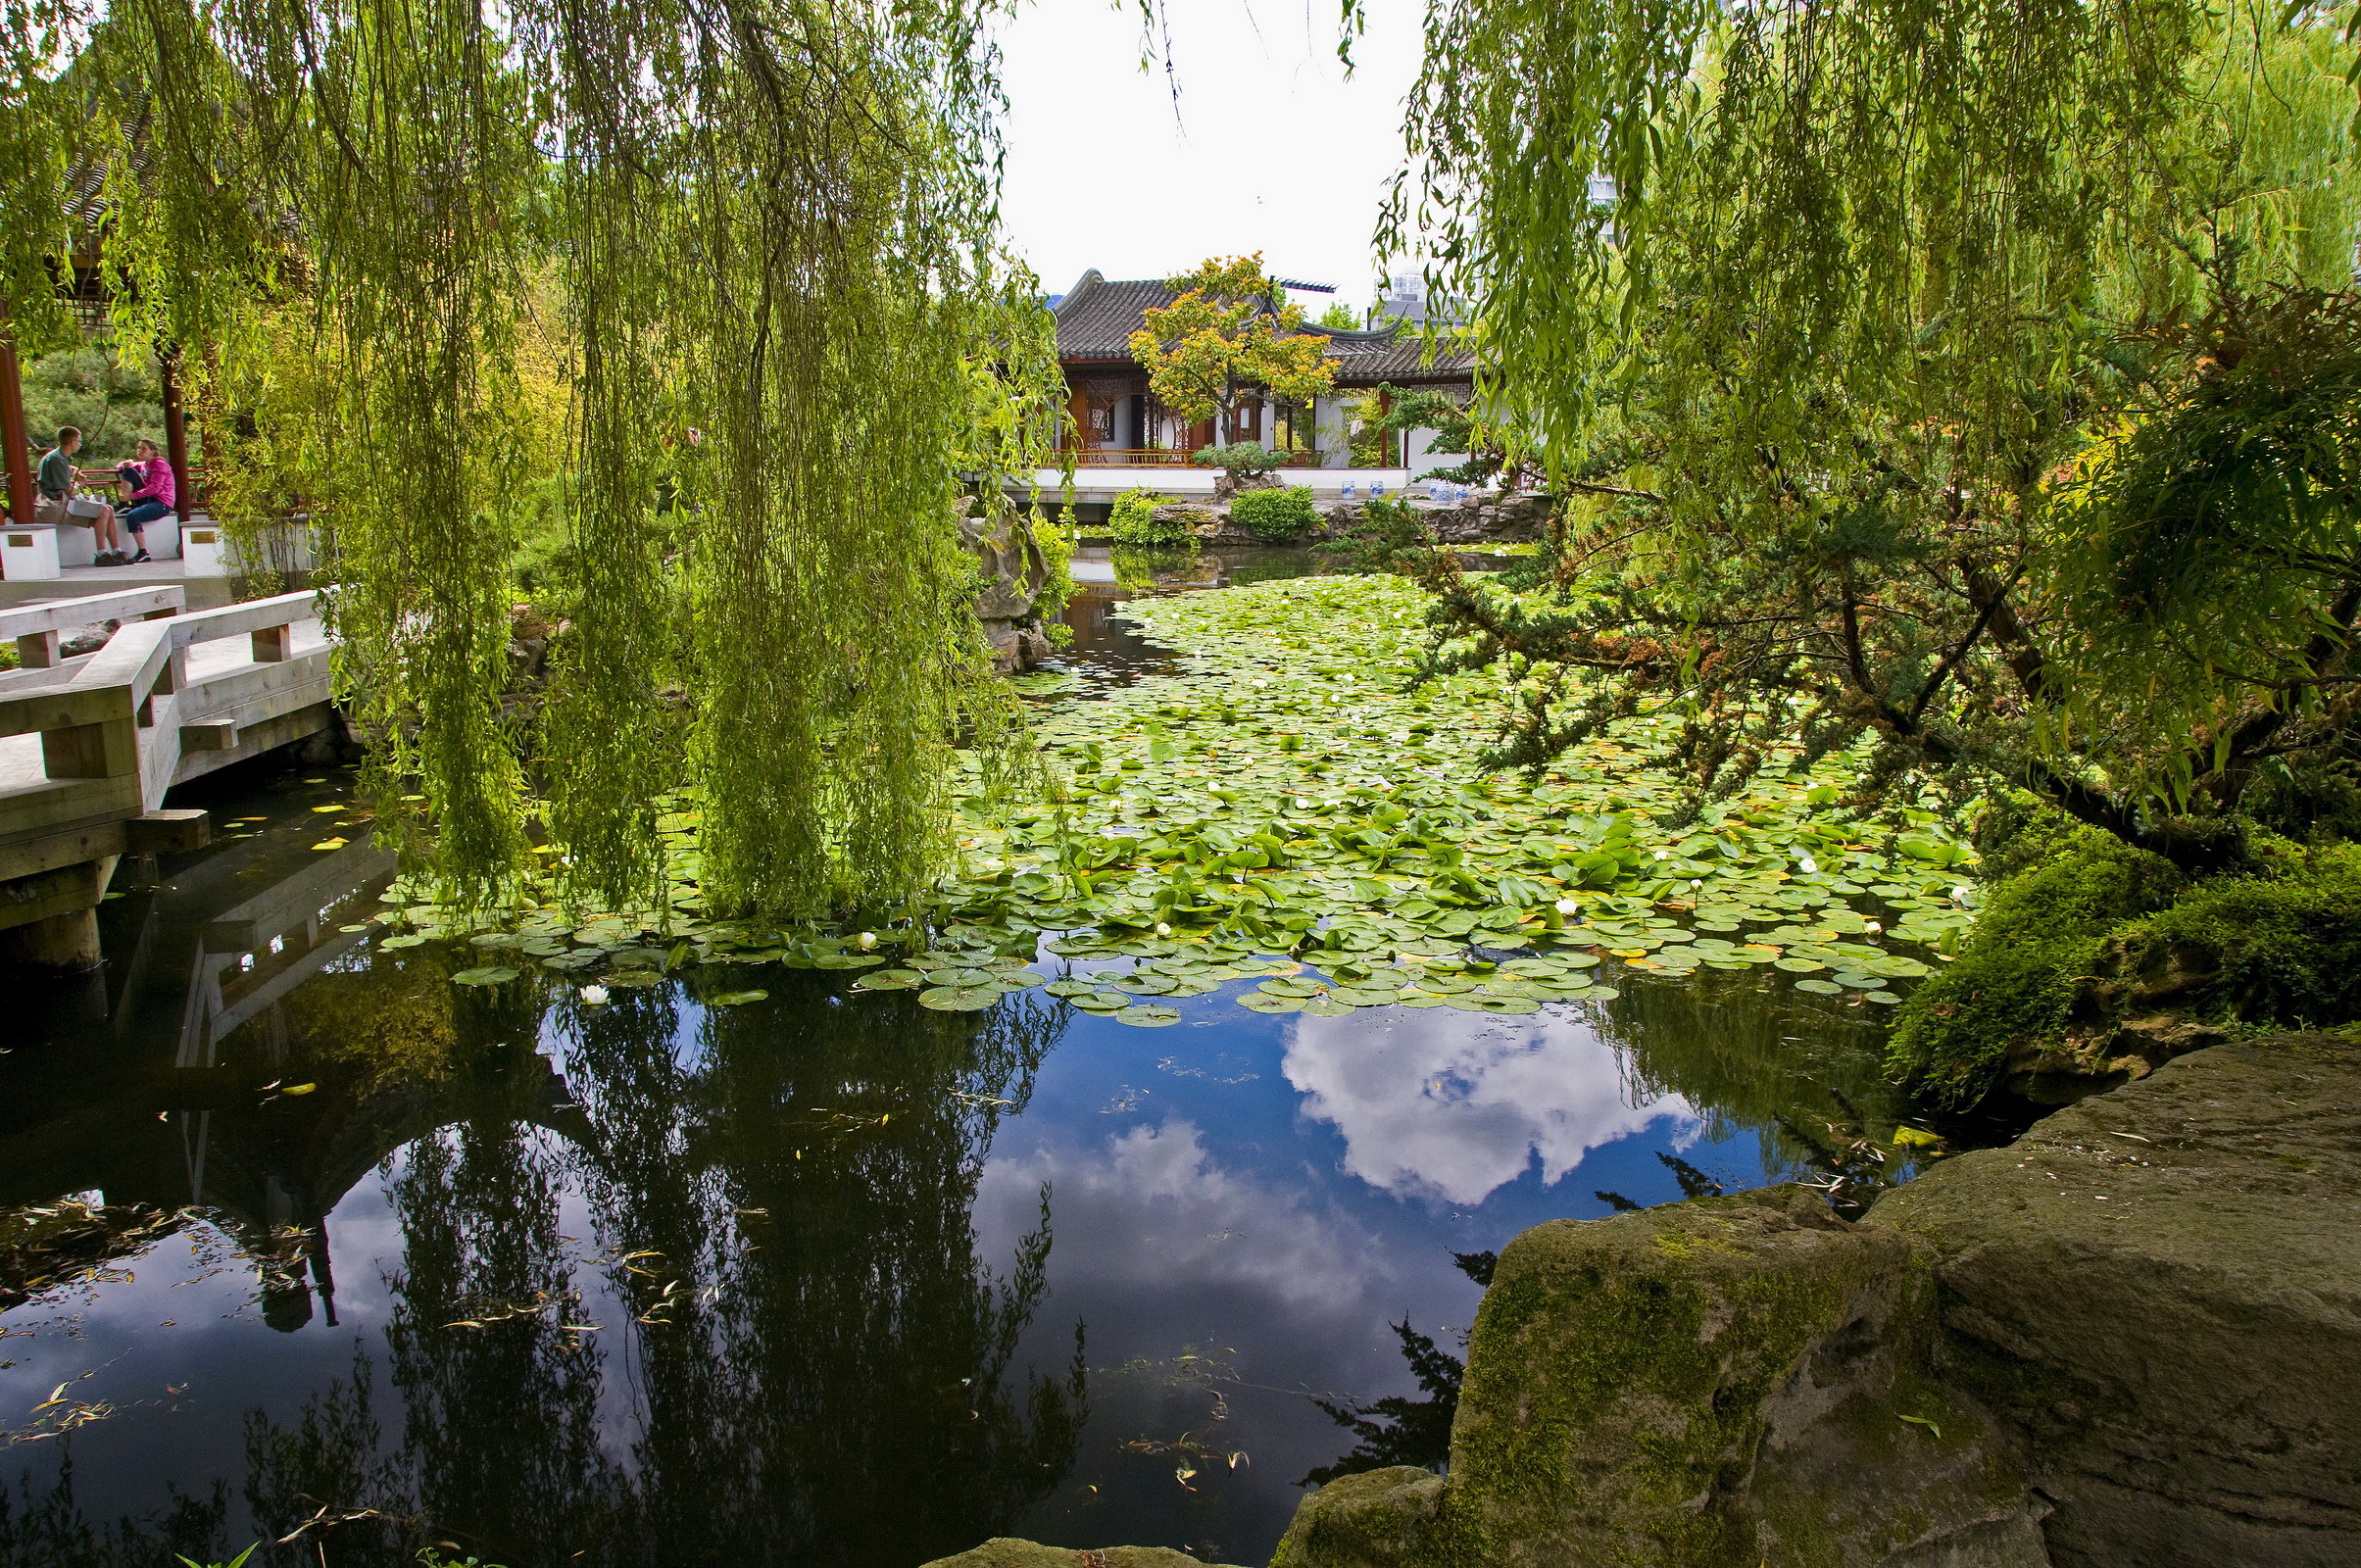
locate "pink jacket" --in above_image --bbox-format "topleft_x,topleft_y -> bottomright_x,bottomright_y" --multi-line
125,457 -> 176,509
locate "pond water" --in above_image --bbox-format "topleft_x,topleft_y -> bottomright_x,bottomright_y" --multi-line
1,550 -> 1935,1568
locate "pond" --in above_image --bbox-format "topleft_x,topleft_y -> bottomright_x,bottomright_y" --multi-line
0,550 -> 1951,1568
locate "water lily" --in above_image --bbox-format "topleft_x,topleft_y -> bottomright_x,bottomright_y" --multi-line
579,985 -> 610,1005
856,931 -> 877,951
1798,856 -> 1818,873
1951,885 -> 1971,902
1865,920 -> 1883,933
1154,921 -> 1171,936
1554,897 -> 1581,914
1653,850 -> 1670,859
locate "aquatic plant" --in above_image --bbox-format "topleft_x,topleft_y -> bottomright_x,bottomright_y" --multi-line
378,577 -> 1965,1036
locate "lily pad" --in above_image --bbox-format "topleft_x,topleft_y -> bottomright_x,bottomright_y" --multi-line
918,984 -> 1000,1011
1114,1005 -> 1182,1027
706,990 -> 769,1005
452,966 -> 518,986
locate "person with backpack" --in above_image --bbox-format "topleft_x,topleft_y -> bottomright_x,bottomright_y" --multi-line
112,437 -> 175,564
34,425 -> 127,564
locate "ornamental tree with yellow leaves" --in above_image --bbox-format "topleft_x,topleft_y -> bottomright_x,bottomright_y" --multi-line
1129,255 -> 1336,448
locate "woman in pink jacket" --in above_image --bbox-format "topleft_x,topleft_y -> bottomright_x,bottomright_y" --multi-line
113,438 -> 176,565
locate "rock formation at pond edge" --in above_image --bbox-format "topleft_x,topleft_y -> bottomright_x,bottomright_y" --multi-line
925,1032 -> 2358,1568
1274,1031 -> 2360,1568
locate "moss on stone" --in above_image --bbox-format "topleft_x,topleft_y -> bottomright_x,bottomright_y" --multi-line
1886,827 -> 2184,1107
2108,837 -> 2361,1027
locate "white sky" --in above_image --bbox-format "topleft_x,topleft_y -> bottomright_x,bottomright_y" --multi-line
993,0 -> 1428,311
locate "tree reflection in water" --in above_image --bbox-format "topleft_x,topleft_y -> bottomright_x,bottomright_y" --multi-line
232,973 -> 1083,1567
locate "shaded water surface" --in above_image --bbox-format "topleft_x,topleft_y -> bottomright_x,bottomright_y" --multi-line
0,554 -> 1921,1567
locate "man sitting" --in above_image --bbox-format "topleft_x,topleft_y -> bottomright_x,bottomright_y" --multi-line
35,425 -> 126,565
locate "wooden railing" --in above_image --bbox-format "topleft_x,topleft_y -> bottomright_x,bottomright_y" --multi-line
1057,448 -> 1329,468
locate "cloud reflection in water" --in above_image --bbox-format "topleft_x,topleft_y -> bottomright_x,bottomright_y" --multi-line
1285,1008 -> 1697,1205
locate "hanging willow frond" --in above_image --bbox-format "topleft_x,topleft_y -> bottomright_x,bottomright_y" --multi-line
33,0 -> 1062,919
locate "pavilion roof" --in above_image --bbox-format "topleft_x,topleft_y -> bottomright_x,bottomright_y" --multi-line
1053,269 -> 1476,388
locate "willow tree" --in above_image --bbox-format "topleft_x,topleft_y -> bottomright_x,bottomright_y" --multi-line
1391,0 -> 2361,863
16,0 -> 1062,918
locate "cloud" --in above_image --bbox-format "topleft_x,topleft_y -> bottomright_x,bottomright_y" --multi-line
1284,1009 -> 1697,1205
979,1117 -> 1391,1311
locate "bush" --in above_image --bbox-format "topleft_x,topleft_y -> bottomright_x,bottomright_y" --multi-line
1886,829 -> 2183,1106
1888,828 -> 2361,1107
1320,496 -> 1435,573
1193,441 -> 1287,481
1107,487 -> 1187,544
1229,484 -> 1319,542
2109,839 -> 2361,1028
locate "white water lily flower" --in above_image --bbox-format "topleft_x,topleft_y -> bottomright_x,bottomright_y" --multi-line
1154,921 -> 1172,936
1951,886 -> 1971,902
1554,897 -> 1581,914
1653,850 -> 1671,860
1252,678 -> 1269,687
856,931 -> 877,951
1798,857 -> 1818,873
579,985 -> 610,1005
1865,921 -> 1883,933
1691,879 -> 1703,889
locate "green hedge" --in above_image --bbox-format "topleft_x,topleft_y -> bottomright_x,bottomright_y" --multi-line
1229,484 -> 1319,541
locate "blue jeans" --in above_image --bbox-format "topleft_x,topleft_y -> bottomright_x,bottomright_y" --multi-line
121,500 -> 171,532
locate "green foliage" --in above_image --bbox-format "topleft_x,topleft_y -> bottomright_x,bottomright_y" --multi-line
1107,486 -> 1185,544
20,347 -> 172,466
1887,831 -> 2184,1106
1130,253 -> 1337,445
1228,484 -> 1319,542
1192,441 -> 1287,481
1397,6 -> 2361,866
1318,300 -> 1363,330
1322,496 -> 1441,575
2112,840 -> 2361,1029
40,0 -> 1066,920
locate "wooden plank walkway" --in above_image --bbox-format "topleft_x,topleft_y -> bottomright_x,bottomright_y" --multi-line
0,586 -> 334,953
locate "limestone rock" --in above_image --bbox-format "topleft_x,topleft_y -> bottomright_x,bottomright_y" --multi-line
958,505 -> 1055,671
917,1540 -> 1246,1568
1864,1032 -> 2361,1568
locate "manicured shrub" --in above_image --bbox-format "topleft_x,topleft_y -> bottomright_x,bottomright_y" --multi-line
1229,484 -> 1319,541
1107,487 -> 1187,544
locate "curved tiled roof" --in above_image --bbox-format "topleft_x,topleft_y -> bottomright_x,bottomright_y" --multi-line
1055,269 -> 1473,386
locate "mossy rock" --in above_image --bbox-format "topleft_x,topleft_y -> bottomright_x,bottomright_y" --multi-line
917,1542 -> 1246,1568
1274,1186 -> 2045,1567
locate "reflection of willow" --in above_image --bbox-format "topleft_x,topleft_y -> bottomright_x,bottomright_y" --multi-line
1595,969 -> 1906,1196
243,976 -> 1081,1566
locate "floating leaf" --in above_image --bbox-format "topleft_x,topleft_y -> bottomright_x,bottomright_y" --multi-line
706,990 -> 769,1006
451,966 -> 518,986
1114,1005 -> 1182,1027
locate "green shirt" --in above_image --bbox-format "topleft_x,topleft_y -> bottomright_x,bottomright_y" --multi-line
36,447 -> 74,500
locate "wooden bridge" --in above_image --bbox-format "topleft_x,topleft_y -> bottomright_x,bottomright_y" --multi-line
0,584 -> 334,969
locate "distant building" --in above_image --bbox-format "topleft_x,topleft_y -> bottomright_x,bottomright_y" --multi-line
1051,269 -> 1476,470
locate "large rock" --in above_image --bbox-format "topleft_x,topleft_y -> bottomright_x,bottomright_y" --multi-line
1864,1031 -> 2361,1568
959,505 -> 1057,671
1278,1184 -> 2046,1568
919,1541 -> 1246,1568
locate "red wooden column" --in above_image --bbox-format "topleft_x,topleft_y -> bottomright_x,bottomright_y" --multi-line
0,303 -> 33,530
160,350 -> 193,522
